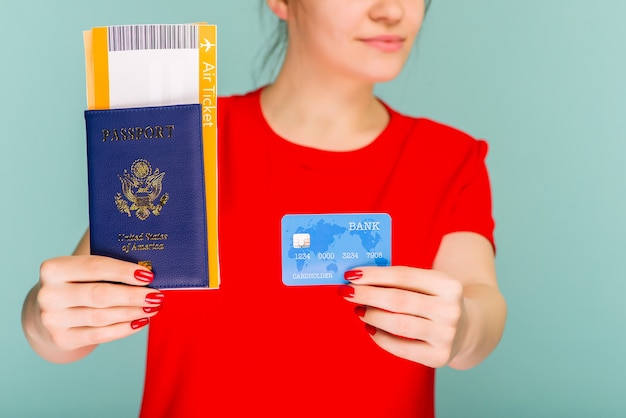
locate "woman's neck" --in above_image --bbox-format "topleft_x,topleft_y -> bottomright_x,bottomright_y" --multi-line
261,67 -> 390,151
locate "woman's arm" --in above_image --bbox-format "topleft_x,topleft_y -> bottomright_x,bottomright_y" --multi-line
431,231 -> 506,369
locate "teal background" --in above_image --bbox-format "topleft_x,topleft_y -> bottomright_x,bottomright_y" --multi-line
1,0 -> 624,416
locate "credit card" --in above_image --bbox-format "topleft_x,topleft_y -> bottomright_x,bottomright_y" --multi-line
281,213 -> 391,286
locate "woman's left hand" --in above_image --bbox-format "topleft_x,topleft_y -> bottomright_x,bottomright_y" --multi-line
339,266 -> 468,368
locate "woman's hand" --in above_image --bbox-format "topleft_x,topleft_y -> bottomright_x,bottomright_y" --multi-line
339,232 -> 506,369
340,266 -> 466,368
22,254 -> 164,364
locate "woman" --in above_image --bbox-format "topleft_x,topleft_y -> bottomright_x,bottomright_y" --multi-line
22,0 -> 506,416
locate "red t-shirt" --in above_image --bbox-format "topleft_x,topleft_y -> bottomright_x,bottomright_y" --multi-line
140,88 -> 494,417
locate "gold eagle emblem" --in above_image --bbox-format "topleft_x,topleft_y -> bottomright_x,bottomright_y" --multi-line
115,159 -> 169,220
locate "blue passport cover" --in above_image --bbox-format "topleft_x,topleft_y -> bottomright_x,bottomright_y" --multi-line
85,104 -> 209,288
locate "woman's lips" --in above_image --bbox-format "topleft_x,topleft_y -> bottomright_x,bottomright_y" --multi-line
360,35 -> 405,52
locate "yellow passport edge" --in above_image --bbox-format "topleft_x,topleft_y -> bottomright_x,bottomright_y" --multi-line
198,25 -> 219,289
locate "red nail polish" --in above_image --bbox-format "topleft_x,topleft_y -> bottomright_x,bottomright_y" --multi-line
131,318 -> 149,330
354,305 -> 366,318
143,306 -> 162,314
134,269 -> 154,283
365,324 -> 377,336
146,292 -> 165,305
338,285 -> 354,298
344,270 -> 363,281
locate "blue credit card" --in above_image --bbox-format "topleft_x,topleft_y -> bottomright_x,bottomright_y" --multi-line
281,213 -> 392,286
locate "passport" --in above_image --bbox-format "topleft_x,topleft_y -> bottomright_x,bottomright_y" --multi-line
281,213 -> 392,286
85,104 -> 209,289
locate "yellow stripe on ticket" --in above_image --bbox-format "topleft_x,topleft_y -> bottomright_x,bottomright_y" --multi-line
92,27 -> 110,110
198,25 -> 219,289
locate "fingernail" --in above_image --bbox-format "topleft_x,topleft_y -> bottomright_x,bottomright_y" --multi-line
344,270 -> 363,281
365,324 -> 377,336
338,285 -> 354,298
134,269 -> 154,283
146,292 -> 165,305
131,318 -> 150,330
354,305 -> 367,318
143,306 -> 162,314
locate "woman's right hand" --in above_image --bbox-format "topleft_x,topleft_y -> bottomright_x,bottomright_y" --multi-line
22,254 -> 164,364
